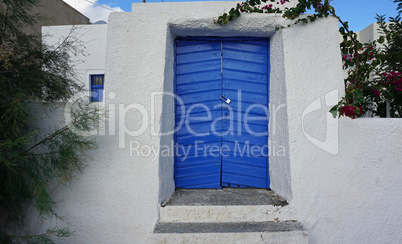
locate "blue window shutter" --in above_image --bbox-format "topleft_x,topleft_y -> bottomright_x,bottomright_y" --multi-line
91,74 -> 104,102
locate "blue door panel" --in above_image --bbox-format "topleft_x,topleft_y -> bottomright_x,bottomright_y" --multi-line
177,79 -> 221,94
177,71 -> 222,84
224,80 -> 268,94
223,59 -> 268,74
175,157 -> 221,168
176,121 -> 220,137
176,41 -> 221,54
175,174 -> 221,189
223,70 -> 267,83
222,120 -> 268,135
176,134 -> 221,145
224,102 -> 268,116
221,173 -> 268,188
176,164 -> 222,178
223,135 -> 268,147
224,90 -> 267,104
222,141 -> 269,158
223,41 -> 269,52
222,111 -> 268,125
176,51 -> 221,65
176,109 -> 221,123
222,162 -> 267,179
222,50 -> 268,65
176,101 -> 220,116
177,90 -> 221,105
175,38 -> 270,189
177,60 -> 222,74
220,40 -> 269,188
176,142 -> 222,158
175,40 -> 223,189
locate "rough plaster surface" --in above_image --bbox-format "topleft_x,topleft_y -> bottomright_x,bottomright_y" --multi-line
33,2 -> 402,243
153,231 -> 308,244
42,24 -> 107,98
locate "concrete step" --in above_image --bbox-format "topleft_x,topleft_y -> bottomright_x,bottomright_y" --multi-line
155,189 -> 307,243
159,204 -> 296,223
161,188 -> 288,206
153,221 -> 308,244
160,188 -> 295,223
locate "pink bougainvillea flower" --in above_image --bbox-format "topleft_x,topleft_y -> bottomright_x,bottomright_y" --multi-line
262,4 -> 273,10
340,105 -> 360,119
372,88 -> 381,97
314,1 -> 323,11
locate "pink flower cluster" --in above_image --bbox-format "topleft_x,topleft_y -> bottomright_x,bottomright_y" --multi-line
314,1 -> 323,12
364,46 -> 375,60
259,0 -> 286,10
261,4 -> 273,10
342,46 -> 375,64
340,106 -> 362,119
372,88 -> 381,97
343,54 -> 353,61
382,71 -> 402,93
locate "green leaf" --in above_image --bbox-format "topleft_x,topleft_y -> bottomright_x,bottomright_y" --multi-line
378,35 -> 385,44
34,183 -> 52,214
329,105 -> 339,118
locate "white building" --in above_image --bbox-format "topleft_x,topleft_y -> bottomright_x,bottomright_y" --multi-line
38,2 -> 402,243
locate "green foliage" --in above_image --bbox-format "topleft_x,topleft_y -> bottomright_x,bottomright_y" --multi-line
394,0 -> 402,15
1,0 -> 98,242
336,13 -> 402,118
218,0 -> 402,118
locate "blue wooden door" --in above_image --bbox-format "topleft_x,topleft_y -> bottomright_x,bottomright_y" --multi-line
175,38 -> 269,189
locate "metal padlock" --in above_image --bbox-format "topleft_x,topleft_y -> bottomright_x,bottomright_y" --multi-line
220,95 -> 231,104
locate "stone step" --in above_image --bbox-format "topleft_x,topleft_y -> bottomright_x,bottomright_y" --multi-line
153,221 -> 308,244
160,188 -> 295,223
159,204 -> 296,223
161,188 -> 288,206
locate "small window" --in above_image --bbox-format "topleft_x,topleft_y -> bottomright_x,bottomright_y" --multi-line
90,74 -> 104,102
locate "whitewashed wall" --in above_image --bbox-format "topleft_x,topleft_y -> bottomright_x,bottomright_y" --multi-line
34,2 -> 402,243
358,22 -> 381,43
42,24 -> 108,98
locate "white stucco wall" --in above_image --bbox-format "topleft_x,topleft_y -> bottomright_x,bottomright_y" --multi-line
358,22 -> 381,43
42,24 -> 107,99
33,2 -> 402,243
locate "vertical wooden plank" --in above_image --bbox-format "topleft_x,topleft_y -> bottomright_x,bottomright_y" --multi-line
174,40 -> 222,189
221,40 -> 270,189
